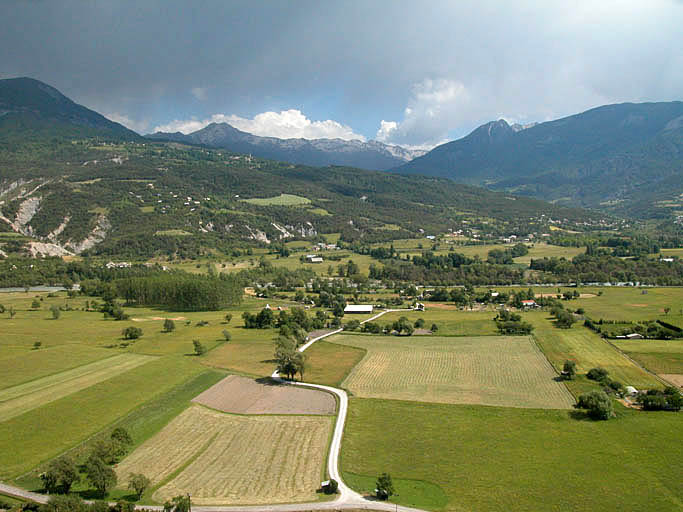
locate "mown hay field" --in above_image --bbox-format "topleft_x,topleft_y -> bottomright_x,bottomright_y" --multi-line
0,353 -> 155,422
331,334 -> 575,409
116,405 -> 332,505
572,286 -> 683,321
342,398 -> 683,512
527,313 -> 661,394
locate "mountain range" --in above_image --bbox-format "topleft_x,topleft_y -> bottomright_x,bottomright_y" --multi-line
148,123 -> 425,170
0,77 -> 600,258
394,102 -> 683,217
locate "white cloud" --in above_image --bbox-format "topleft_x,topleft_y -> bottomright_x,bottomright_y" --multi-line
191,87 -> 207,101
153,109 -> 365,140
104,112 -> 149,134
376,78 -> 470,147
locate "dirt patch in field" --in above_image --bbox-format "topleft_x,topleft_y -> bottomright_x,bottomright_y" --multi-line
660,374 -> 683,387
427,303 -> 460,310
413,328 -> 433,335
131,316 -> 186,322
192,375 -> 336,415
627,304 -> 649,307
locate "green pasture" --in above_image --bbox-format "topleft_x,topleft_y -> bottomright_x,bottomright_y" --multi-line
0,355 -> 204,479
528,312 -> 661,394
303,340 -> 367,387
242,193 -> 311,206
613,339 -> 683,375
342,398 -> 683,512
573,286 -> 683,321
377,309 -> 498,336
0,345 -> 113,390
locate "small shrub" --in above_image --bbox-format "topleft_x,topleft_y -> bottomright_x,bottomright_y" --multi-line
163,318 -> 175,332
33,341 -> 42,350
222,329 -> 232,341
50,305 -> 61,320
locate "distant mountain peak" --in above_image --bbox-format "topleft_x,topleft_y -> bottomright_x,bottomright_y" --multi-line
148,121 -> 424,170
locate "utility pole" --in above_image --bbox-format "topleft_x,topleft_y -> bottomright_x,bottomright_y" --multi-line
187,493 -> 192,512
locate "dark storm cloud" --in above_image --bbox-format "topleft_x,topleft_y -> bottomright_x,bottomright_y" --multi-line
1,0 -> 682,145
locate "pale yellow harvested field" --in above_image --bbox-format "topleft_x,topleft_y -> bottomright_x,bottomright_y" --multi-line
117,405 -> 332,505
333,335 -> 575,409
0,353 -> 155,422
192,375 -> 336,415
661,374 -> 683,387
115,406 -> 225,487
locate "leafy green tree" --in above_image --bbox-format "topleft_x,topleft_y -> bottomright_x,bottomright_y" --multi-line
274,337 -> 306,380
33,340 -> 42,349
224,312 -> 233,323
31,299 -> 41,309
163,318 -> 175,332
50,305 -> 60,319
576,390 -> 613,420
111,427 -> 133,451
562,360 -> 577,380
85,455 -> 117,497
375,472 -> 395,500
414,318 -> 425,328
163,495 -> 191,512
128,473 -> 150,500
222,329 -> 232,341
325,478 -> 339,494
430,323 -> 439,332
9,306 -> 15,318
344,319 -> 361,331
193,340 -> 206,356
0,304 -> 4,314
41,494 -> 88,512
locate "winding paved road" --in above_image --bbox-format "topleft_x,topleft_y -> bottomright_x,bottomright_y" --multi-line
1,309 -> 425,512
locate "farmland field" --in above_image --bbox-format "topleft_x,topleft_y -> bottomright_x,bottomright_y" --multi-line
191,375 -> 336,415
572,287 -> 683,321
528,312 -> 662,394
117,405 -> 332,505
302,340 -> 367,387
331,334 -> 575,409
0,353 -> 155,422
342,398 -> 683,512
0,356 -> 204,479
612,339 -> 683,375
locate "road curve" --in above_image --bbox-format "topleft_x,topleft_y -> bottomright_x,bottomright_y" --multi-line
0,309 -> 426,512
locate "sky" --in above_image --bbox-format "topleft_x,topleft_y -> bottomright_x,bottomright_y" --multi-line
2,0 -> 682,148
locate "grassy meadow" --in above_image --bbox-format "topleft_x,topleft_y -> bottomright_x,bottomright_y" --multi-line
342,398 -> 682,512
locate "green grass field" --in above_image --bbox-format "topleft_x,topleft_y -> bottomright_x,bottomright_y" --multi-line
0,353 -> 155,422
377,310 -> 499,336
302,340 -> 367,387
242,194 -> 311,206
528,312 -> 661,395
612,339 -> 683,375
0,356 -> 205,479
342,398 -> 683,512
0,345 -> 113,389
330,334 -> 574,409
573,287 -> 683,321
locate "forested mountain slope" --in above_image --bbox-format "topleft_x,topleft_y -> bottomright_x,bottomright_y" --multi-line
394,102 -> 683,218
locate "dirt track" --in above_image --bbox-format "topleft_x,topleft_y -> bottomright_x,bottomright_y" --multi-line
192,375 -> 336,415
